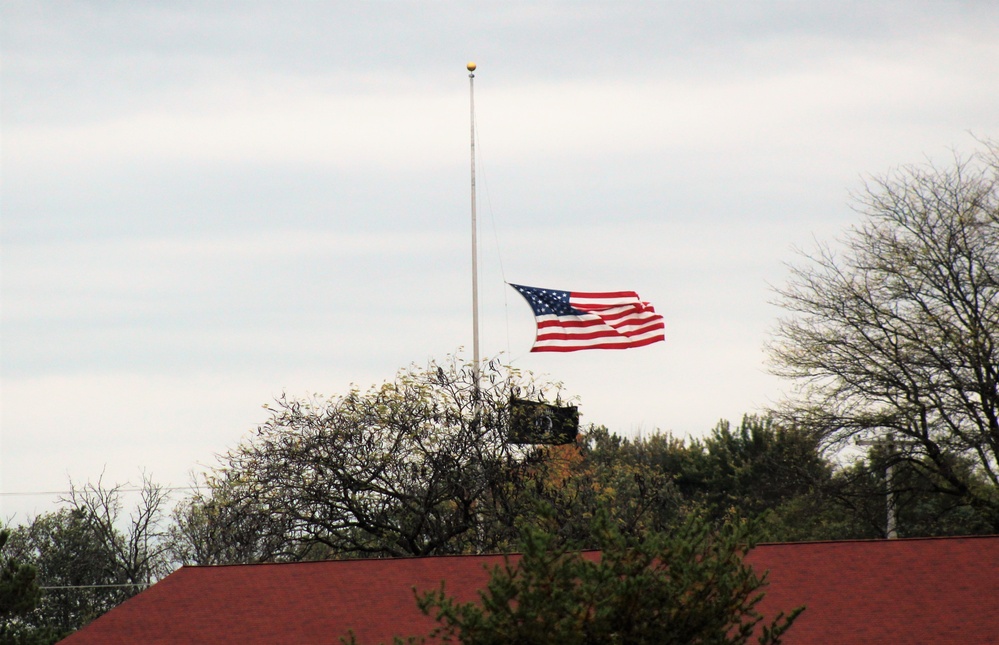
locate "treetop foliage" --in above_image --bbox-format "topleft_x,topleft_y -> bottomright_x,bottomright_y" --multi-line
171,356 -> 571,562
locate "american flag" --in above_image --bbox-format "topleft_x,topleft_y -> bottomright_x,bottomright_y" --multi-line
510,283 -> 665,352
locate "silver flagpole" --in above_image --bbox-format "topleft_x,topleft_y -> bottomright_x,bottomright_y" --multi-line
468,62 -> 480,385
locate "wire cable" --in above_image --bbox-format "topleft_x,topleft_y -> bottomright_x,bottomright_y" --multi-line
472,94 -> 525,362
0,486 -> 199,497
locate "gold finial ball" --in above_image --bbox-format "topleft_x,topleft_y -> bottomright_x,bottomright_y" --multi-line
467,62 -> 477,72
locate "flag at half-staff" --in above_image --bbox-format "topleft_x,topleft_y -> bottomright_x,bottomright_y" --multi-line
509,397 -> 579,445
510,283 -> 665,352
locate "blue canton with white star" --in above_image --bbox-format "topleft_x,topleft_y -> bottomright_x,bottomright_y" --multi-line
510,284 -> 583,316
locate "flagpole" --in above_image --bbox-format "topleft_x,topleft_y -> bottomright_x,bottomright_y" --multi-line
468,61 -> 480,386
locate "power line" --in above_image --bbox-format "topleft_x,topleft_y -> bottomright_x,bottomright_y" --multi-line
40,583 -> 153,590
0,486 -> 199,497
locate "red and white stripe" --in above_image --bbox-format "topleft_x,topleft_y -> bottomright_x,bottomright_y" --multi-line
532,290 -> 665,352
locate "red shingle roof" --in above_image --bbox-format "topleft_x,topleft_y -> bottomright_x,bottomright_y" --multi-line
747,535 -> 999,644
62,535 -> 999,644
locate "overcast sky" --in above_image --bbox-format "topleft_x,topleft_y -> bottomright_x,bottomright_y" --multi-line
3,1 -> 998,523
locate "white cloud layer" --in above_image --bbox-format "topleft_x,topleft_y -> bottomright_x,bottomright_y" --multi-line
3,1 -> 999,523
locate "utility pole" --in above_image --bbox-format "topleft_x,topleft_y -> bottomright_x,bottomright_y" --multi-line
856,434 -> 902,539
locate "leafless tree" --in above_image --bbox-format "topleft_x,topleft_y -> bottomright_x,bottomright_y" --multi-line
62,472 -> 173,584
768,141 -> 999,527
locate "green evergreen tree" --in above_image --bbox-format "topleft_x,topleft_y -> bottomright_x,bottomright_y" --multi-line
406,513 -> 802,645
0,530 -> 39,618
1,529 -> 44,644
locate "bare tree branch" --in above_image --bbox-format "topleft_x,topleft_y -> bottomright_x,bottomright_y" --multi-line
768,141 -> 999,527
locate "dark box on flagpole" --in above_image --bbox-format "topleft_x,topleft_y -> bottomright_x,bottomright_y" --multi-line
509,398 -> 579,445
